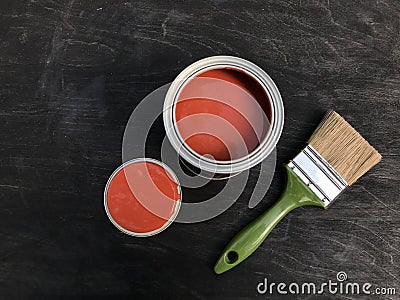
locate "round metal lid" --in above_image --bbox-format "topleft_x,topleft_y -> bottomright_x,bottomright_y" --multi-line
104,158 -> 182,237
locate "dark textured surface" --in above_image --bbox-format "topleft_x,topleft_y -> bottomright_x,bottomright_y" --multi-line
0,0 -> 399,299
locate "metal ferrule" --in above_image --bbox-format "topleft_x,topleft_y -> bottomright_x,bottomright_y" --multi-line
287,145 -> 348,207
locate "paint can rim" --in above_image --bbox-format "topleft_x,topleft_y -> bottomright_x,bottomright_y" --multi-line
163,55 -> 284,174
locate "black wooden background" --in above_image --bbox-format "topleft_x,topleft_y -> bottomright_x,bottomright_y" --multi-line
0,0 -> 399,299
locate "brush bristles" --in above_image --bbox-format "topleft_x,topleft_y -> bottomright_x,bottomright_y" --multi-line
308,111 -> 381,185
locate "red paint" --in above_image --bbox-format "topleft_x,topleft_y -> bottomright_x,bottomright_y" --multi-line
106,161 -> 180,234
175,68 -> 271,161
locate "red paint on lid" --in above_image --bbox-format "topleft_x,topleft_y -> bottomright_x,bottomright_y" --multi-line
105,161 -> 181,235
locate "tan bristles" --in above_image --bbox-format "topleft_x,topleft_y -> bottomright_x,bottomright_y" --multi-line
308,110 -> 381,185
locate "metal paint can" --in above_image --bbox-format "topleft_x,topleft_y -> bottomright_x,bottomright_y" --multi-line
163,56 -> 284,178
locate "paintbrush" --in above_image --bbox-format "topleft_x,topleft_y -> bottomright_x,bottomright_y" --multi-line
214,110 -> 381,274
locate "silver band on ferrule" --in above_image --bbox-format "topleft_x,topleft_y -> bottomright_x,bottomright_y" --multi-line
287,145 -> 348,207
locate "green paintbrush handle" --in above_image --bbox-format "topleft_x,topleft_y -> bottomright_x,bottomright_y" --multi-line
214,164 -> 326,274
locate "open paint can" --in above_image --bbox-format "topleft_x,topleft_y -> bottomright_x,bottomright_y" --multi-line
163,56 -> 284,178
104,158 -> 182,237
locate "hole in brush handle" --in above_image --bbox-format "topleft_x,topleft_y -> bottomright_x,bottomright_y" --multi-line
226,251 -> 239,264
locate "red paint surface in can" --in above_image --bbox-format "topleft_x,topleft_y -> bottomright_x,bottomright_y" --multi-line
175,68 -> 271,161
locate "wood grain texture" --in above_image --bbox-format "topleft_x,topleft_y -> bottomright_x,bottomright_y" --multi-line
0,0 -> 399,299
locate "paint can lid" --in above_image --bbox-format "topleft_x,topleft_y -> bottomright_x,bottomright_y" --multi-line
104,158 -> 182,237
